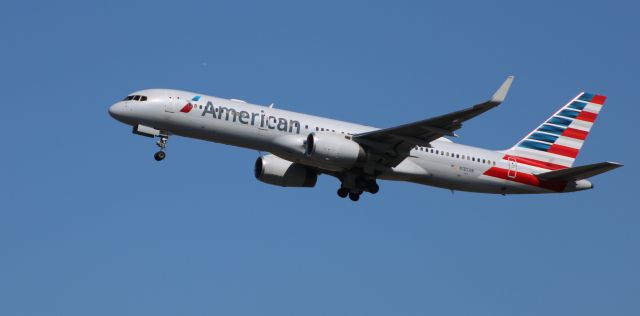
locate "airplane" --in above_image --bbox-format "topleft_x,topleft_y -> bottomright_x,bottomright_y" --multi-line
108,76 -> 622,201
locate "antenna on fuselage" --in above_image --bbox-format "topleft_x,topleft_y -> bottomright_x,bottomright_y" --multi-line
269,103 -> 274,108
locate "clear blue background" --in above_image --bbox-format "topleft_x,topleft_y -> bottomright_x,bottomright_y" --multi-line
1,1 -> 638,315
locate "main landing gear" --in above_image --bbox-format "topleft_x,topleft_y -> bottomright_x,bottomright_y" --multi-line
336,176 -> 379,202
154,134 -> 169,161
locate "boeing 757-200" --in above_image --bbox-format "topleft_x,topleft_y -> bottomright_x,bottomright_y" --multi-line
108,77 -> 622,201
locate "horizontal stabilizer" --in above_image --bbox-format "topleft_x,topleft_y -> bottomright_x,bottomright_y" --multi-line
537,161 -> 622,181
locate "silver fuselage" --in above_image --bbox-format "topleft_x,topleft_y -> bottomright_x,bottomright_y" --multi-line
109,89 -> 592,194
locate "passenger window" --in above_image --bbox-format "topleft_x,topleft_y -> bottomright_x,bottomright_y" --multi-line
435,150 -> 439,154
461,155 -> 465,159
472,157 -> 475,162
456,154 -> 459,158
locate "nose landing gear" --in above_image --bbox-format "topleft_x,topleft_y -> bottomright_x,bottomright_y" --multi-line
154,134 -> 169,161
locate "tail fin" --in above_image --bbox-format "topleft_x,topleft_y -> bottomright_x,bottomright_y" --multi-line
504,92 -> 606,170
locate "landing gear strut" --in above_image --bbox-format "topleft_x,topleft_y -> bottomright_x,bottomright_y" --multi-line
154,134 -> 169,161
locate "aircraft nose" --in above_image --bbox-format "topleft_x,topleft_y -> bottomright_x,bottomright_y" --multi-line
108,102 -> 126,121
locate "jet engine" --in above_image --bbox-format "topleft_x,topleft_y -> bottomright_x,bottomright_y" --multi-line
304,133 -> 366,171
254,154 -> 317,187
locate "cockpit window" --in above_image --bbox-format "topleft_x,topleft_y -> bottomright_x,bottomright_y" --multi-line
122,95 -> 148,102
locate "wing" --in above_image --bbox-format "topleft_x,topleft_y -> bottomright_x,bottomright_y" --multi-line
353,76 -> 514,167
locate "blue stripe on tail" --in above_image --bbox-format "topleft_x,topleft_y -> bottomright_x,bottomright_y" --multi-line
558,109 -> 580,118
538,124 -> 566,135
568,101 -> 587,110
547,117 -> 572,126
519,140 -> 552,152
528,132 -> 559,143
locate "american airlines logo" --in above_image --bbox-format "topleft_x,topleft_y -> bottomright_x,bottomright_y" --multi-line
179,96 -> 201,113
182,96 -> 302,134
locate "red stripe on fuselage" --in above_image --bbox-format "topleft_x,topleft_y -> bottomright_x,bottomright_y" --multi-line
502,154 -> 568,170
548,144 -> 579,158
561,128 -> 588,140
576,111 -> 597,122
483,167 -> 567,192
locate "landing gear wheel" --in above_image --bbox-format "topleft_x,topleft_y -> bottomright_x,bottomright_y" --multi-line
154,151 -> 166,161
337,188 -> 349,198
366,181 -> 379,194
348,192 -> 360,202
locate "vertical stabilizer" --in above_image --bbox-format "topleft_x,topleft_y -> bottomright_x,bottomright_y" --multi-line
504,93 -> 606,170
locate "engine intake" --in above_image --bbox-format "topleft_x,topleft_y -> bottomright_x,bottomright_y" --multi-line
254,154 -> 317,187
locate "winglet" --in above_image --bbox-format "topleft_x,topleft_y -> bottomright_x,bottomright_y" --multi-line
490,75 -> 514,104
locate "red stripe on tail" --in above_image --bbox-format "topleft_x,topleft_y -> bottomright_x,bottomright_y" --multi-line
548,144 -> 579,158
576,111 -> 597,122
591,95 -> 606,105
561,128 -> 588,140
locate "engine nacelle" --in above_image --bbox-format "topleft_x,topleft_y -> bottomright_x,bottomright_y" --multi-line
254,154 -> 317,187
305,133 -> 366,171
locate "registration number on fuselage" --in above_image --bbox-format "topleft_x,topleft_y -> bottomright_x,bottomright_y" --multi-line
459,166 -> 475,173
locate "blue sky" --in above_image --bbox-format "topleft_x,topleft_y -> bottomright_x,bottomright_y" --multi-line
1,1 -> 638,315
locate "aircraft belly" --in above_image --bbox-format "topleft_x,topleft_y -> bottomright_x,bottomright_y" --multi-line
167,114 -> 274,152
